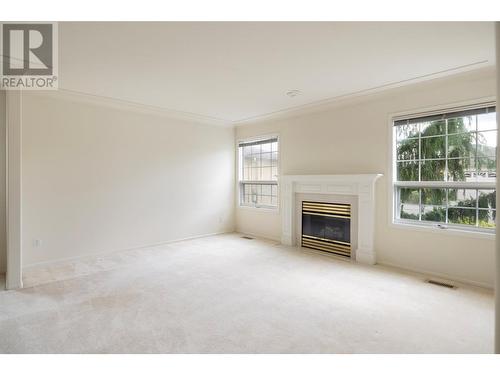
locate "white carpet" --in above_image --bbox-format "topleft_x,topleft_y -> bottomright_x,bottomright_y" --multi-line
0,233 -> 494,353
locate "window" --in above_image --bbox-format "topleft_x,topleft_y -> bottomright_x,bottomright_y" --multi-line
238,137 -> 279,209
393,104 -> 496,232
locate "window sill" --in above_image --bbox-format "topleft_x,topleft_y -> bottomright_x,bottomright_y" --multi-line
238,204 -> 280,214
390,221 -> 495,240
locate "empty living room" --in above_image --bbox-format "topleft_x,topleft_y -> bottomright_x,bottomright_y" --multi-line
2,1 -> 500,372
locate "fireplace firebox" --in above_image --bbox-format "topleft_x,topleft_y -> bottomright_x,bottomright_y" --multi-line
301,201 -> 351,258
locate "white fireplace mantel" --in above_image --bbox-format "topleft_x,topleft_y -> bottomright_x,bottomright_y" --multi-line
281,174 -> 383,265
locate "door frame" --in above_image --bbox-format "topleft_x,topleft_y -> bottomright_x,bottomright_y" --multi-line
5,90 -> 22,290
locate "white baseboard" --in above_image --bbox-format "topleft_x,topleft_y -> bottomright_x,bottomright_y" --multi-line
23,231 -> 234,270
377,260 -> 493,290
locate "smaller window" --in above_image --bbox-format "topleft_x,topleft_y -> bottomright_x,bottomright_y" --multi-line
238,137 -> 279,209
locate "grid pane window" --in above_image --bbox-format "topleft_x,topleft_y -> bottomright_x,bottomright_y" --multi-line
239,137 -> 279,208
398,188 -> 496,228
394,105 -> 496,231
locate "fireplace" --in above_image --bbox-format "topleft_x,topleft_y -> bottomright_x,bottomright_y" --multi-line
301,201 -> 351,258
281,174 -> 382,264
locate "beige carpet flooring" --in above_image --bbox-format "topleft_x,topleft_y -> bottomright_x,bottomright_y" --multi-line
0,233 -> 494,353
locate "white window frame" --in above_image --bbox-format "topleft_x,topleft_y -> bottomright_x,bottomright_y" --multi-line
388,98 -> 497,238
237,134 -> 280,211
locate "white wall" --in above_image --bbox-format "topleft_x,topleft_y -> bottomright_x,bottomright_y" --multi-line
21,92 -> 235,266
235,67 -> 496,288
0,90 -> 6,273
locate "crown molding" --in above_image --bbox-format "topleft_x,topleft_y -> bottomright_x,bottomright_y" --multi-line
233,61 -> 494,127
21,88 -> 233,128
17,61 -> 494,129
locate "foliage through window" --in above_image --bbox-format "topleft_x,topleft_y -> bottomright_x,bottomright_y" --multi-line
239,137 -> 279,208
394,105 -> 496,231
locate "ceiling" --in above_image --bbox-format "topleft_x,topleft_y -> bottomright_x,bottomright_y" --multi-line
58,22 -> 495,124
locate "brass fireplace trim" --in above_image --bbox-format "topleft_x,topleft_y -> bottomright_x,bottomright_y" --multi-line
302,211 -> 350,219
302,234 -> 350,246
302,202 -> 351,217
301,201 -> 352,258
302,238 -> 351,257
